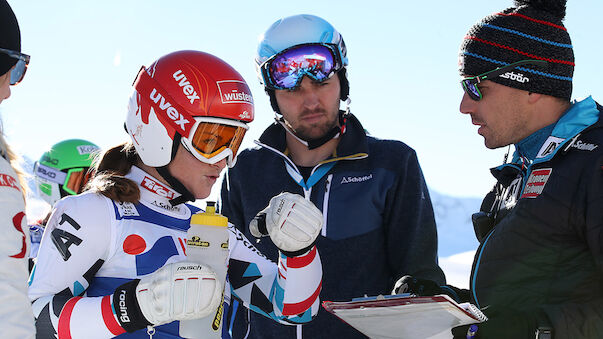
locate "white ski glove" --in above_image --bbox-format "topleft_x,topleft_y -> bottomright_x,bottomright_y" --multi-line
112,261 -> 222,332
250,192 -> 323,256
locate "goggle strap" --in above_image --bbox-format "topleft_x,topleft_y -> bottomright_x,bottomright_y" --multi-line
133,68 -> 196,138
35,163 -> 67,185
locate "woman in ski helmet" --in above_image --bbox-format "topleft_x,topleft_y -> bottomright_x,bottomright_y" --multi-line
34,139 -> 100,207
29,50 -> 324,338
29,139 -> 100,263
0,0 -> 35,337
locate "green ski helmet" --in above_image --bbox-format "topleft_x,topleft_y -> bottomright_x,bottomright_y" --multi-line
34,139 -> 100,206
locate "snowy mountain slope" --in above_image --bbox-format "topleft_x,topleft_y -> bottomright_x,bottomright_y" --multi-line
430,190 -> 482,257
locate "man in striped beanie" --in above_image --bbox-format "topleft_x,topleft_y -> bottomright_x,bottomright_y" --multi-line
454,0 -> 603,337
395,1 -> 603,338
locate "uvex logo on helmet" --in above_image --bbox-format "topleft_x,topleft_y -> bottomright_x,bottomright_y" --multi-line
173,70 -> 200,104
217,80 -> 253,105
149,88 -> 191,133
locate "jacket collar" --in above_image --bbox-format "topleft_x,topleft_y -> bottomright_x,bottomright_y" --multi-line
125,166 -> 190,218
257,112 -> 369,161
495,96 -> 601,173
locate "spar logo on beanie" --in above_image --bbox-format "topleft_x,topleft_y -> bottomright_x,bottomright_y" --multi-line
458,0 -> 574,100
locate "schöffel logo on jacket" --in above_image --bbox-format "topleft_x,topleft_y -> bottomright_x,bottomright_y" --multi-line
340,174 -> 373,184
571,140 -> 598,151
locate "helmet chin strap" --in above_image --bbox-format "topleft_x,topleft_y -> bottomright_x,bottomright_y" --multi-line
155,134 -> 196,206
278,99 -> 351,150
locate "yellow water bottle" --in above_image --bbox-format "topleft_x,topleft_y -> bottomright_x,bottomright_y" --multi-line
179,202 -> 229,338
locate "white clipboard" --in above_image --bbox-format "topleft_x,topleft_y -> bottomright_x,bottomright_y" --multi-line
322,294 -> 487,339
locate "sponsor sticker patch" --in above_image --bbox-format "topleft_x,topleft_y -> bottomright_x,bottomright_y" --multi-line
141,176 -> 176,199
520,168 -> 552,199
536,136 -> 565,159
77,145 -> 100,155
117,202 -> 139,217
217,80 -> 253,104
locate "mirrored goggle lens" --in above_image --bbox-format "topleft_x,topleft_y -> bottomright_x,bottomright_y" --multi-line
64,168 -> 92,195
268,45 -> 336,89
462,80 -> 482,101
190,122 -> 247,161
10,59 -> 28,85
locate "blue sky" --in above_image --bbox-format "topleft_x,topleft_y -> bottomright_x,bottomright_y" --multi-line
2,0 -> 602,201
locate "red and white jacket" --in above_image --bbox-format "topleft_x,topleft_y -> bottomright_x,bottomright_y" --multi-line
29,166 -> 321,338
0,154 -> 35,338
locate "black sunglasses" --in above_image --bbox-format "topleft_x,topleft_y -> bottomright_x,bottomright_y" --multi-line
0,47 -> 30,85
461,59 -> 549,101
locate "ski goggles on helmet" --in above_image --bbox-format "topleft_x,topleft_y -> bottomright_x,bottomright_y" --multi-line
0,47 -> 30,85
181,117 -> 248,167
461,59 -> 548,101
34,162 -> 92,195
261,43 -> 344,90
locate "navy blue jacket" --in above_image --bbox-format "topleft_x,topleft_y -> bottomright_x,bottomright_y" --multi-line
471,97 -> 603,337
220,114 -> 445,339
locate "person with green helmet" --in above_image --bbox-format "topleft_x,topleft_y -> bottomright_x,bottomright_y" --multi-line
34,138 -> 100,207
30,139 -> 100,263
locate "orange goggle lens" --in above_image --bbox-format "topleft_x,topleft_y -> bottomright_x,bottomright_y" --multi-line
190,122 -> 247,161
63,168 -> 93,195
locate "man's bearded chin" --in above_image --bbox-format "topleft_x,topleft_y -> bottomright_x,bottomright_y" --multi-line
291,109 -> 339,141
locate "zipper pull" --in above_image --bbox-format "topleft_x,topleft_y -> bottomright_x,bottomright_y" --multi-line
147,325 -> 155,339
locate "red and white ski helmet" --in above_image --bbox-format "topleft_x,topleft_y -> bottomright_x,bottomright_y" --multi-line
125,50 -> 254,168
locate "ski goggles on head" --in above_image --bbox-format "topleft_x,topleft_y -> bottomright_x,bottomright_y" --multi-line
0,47 -> 30,85
461,59 -> 549,101
261,43 -> 343,90
34,162 -> 92,195
181,117 -> 248,167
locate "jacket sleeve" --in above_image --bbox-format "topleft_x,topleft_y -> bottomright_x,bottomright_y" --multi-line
383,149 -> 445,286
226,225 -> 322,325
540,155 -> 603,337
29,193 -> 126,338
0,160 -> 36,338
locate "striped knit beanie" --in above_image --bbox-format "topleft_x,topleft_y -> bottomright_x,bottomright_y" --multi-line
459,0 -> 573,100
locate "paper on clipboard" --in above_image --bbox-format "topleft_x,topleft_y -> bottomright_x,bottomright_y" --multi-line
322,294 -> 487,339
